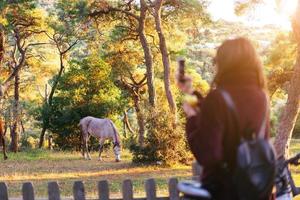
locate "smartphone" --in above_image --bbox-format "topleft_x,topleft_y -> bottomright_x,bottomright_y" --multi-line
178,58 -> 185,83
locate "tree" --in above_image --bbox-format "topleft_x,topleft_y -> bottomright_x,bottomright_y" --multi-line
48,56 -> 124,150
274,0 -> 300,157
0,0 -> 41,98
89,0 -> 156,107
233,0 -> 300,157
1,1 -> 47,151
39,22 -> 79,148
151,0 -> 176,114
119,72 -> 147,146
265,33 -> 296,97
138,0 -> 156,107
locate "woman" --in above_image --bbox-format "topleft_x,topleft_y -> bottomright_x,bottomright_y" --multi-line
178,37 -> 274,199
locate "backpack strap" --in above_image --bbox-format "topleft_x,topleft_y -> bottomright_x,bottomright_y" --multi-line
219,89 -> 241,134
220,89 -> 268,139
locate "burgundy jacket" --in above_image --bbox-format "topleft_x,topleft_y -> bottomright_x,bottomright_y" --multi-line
186,72 -> 274,200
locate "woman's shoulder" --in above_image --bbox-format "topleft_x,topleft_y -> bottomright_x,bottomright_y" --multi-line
201,89 -> 225,111
204,89 -> 223,103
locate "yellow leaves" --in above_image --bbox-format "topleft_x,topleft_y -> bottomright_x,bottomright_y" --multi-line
0,17 -> 8,26
272,89 -> 287,101
33,12 -> 48,30
188,70 -> 210,95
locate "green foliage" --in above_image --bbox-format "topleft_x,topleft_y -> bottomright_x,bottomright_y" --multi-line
265,32 -> 296,82
46,55 -> 126,150
265,33 -> 297,137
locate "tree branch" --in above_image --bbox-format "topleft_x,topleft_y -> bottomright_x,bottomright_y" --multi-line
61,39 -> 79,55
27,42 -> 50,48
89,7 -> 139,20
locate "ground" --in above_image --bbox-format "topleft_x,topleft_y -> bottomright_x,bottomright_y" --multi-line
0,149 -> 191,199
2,140 -> 300,199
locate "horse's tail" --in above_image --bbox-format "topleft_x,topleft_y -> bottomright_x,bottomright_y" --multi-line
109,120 -> 120,146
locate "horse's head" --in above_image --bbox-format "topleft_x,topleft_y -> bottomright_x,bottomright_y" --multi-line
113,142 -> 121,162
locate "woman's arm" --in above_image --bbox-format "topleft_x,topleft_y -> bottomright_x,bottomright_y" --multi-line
185,91 -> 225,169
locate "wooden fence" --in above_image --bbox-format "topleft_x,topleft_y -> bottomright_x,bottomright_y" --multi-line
0,163 -> 202,200
0,178 -> 179,200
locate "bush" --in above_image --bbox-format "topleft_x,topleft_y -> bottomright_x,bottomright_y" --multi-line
130,108 -> 192,166
20,135 -> 39,149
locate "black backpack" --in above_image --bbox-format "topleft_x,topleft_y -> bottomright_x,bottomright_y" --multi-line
220,90 -> 276,200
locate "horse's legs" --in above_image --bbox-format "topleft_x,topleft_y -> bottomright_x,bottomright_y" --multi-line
98,139 -> 104,161
80,132 -> 84,157
82,133 -> 91,160
81,136 -> 85,158
85,136 -> 91,160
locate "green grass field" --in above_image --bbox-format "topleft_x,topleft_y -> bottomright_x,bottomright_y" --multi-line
2,141 -> 300,199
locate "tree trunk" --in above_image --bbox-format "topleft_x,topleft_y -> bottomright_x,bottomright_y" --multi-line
0,24 -> 4,64
39,126 -> 47,148
39,54 -> 64,148
274,51 -> 300,157
123,110 -> 134,135
0,118 -> 7,159
10,71 -> 20,152
274,1 -> 300,158
133,95 -> 145,146
1,31 -> 26,99
138,0 -> 156,107
153,0 -> 177,114
48,135 -> 53,150
123,117 -> 127,138
20,119 -> 25,135
0,24 -> 6,97
0,119 -> 3,148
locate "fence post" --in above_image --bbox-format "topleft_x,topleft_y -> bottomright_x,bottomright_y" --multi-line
22,182 -> 35,200
0,182 -> 8,200
48,182 -> 61,200
98,180 -> 109,200
73,181 -> 86,200
122,179 -> 133,200
168,178 -> 179,200
145,179 -> 156,200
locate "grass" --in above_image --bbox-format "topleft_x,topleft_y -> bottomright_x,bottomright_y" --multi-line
3,140 -> 300,199
0,149 -> 191,199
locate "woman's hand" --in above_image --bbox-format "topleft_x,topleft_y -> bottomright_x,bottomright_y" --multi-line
176,74 -> 193,94
183,102 -> 197,118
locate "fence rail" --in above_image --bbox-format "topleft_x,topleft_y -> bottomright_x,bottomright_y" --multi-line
0,178 -> 180,200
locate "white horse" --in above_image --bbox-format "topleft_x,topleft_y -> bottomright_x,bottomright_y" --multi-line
79,116 -> 121,162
